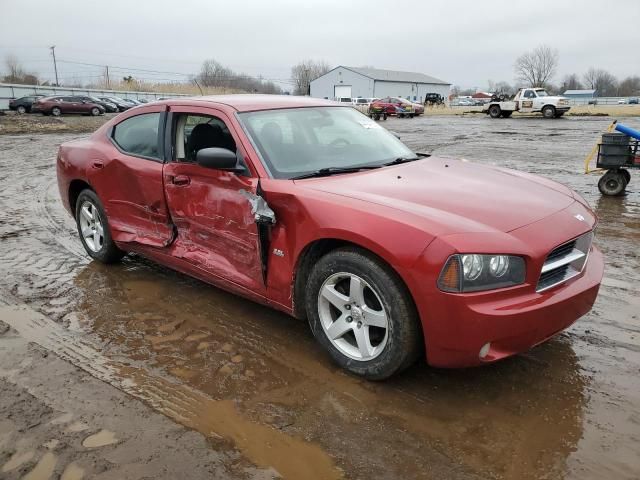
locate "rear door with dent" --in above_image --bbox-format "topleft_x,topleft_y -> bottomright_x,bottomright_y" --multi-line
88,105 -> 174,247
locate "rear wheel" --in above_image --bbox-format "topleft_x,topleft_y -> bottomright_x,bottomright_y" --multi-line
542,105 -> 555,119
75,190 -> 125,263
90,107 -> 101,116
598,170 -> 627,196
306,247 -> 422,380
16,105 -> 26,114
488,105 -> 501,118
51,107 -> 61,117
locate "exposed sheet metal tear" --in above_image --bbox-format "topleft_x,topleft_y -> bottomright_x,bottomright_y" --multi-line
239,188 -> 275,285
239,189 -> 276,225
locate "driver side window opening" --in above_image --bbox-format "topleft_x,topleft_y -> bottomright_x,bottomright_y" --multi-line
174,114 -> 237,162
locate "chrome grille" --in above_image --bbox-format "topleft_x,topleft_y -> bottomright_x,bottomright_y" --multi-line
537,231 -> 593,292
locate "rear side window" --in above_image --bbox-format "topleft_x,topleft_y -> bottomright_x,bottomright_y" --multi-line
112,113 -> 161,160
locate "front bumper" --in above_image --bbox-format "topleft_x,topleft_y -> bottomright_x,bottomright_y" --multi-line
424,246 -> 602,367
406,201 -> 603,368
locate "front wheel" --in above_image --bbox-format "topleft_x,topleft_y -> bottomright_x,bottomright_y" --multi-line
75,189 -> 125,263
51,107 -> 62,116
17,105 -> 26,114
306,248 -> 422,380
90,107 -> 101,116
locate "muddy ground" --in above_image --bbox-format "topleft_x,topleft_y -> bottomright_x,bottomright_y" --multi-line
0,115 -> 639,480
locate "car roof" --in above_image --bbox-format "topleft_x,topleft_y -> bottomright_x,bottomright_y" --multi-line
157,94 -> 339,112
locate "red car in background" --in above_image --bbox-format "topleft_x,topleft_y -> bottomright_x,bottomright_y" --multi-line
32,96 -> 105,116
369,97 -> 425,118
56,95 -> 603,379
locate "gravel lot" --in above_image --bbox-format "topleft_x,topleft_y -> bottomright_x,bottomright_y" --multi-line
0,114 -> 639,479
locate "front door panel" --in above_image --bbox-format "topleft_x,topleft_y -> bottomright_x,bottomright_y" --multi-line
163,106 -> 266,293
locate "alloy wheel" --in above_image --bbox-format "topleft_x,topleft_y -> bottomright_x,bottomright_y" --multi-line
79,200 -> 104,252
317,272 -> 389,361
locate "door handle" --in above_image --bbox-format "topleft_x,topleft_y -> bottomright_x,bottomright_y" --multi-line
172,175 -> 190,186
92,161 -> 104,169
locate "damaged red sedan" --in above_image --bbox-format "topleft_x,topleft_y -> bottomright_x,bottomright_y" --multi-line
57,96 -> 603,379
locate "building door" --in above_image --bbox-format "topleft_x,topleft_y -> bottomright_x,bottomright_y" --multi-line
334,85 -> 352,100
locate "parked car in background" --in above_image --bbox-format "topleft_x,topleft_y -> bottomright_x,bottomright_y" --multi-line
452,98 -> 476,107
588,99 -> 598,105
77,96 -> 118,113
31,96 -> 105,116
629,97 -> 639,105
352,98 -> 372,106
56,95 -> 603,379
9,95 -> 46,114
336,97 -> 353,104
124,98 -> 143,105
137,98 -> 150,103
370,97 -> 424,117
99,97 -> 134,112
618,98 -> 627,105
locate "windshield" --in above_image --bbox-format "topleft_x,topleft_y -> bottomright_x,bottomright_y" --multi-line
239,107 -> 416,179
88,97 -> 102,102
535,89 -> 549,97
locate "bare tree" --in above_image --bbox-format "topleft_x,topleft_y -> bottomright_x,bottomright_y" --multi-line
514,45 -> 558,88
583,68 -> 618,96
561,73 -> 582,91
291,60 -> 331,96
3,54 -> 38,85
197,58 -> 281,94
617,76 -> 640,97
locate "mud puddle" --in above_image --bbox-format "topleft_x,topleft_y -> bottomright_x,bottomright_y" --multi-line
0,119 -> 639,479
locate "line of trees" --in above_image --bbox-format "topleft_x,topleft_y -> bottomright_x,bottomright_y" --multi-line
195,59 -> 282,94
452,45 -> 639,98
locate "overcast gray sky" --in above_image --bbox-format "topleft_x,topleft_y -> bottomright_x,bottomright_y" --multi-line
1,0 -> 638,91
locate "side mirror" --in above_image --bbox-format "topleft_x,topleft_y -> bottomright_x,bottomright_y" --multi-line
196,147 -> 244,173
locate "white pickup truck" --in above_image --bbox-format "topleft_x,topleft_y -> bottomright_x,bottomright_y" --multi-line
483,88 -> 571,119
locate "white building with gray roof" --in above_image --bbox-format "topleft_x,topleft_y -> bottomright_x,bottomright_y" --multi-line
310,66 -> 451,103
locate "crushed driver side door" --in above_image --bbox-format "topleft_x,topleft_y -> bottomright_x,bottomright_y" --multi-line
162,106 -> 274,294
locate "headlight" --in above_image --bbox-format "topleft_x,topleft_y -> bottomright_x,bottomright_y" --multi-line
438,254 -> 526,292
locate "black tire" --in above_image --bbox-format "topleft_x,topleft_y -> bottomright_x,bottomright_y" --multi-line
488,105 -> 501,118
374,114 -> 380,121
51,107 -> 62,117
621,169 -> 631,185
598,171 -> 627,196
500,111 -> 512,118
90,107 -> 101,116
382,113 -> 388,120
542,105 -> 555,119
16,105 -> 26,114
75,189 -> 125,263
305,247 -> 422,380
398,113 -> 405,118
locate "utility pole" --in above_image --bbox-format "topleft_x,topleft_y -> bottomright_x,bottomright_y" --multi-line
105,65 -> 110,89
50,46 -> 59,86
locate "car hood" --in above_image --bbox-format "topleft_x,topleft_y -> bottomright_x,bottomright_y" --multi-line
295,157 -> 575,235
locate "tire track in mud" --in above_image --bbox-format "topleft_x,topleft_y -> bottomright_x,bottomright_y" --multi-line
0,303 -> 342,480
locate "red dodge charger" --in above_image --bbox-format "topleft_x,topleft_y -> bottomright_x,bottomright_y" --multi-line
56,95 -> 603,379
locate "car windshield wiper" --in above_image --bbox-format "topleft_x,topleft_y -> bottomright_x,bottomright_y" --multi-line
290,165 -> 382,180
382,156 -> 421,166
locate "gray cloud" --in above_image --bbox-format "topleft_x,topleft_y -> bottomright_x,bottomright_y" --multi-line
1,0 -> 638,90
